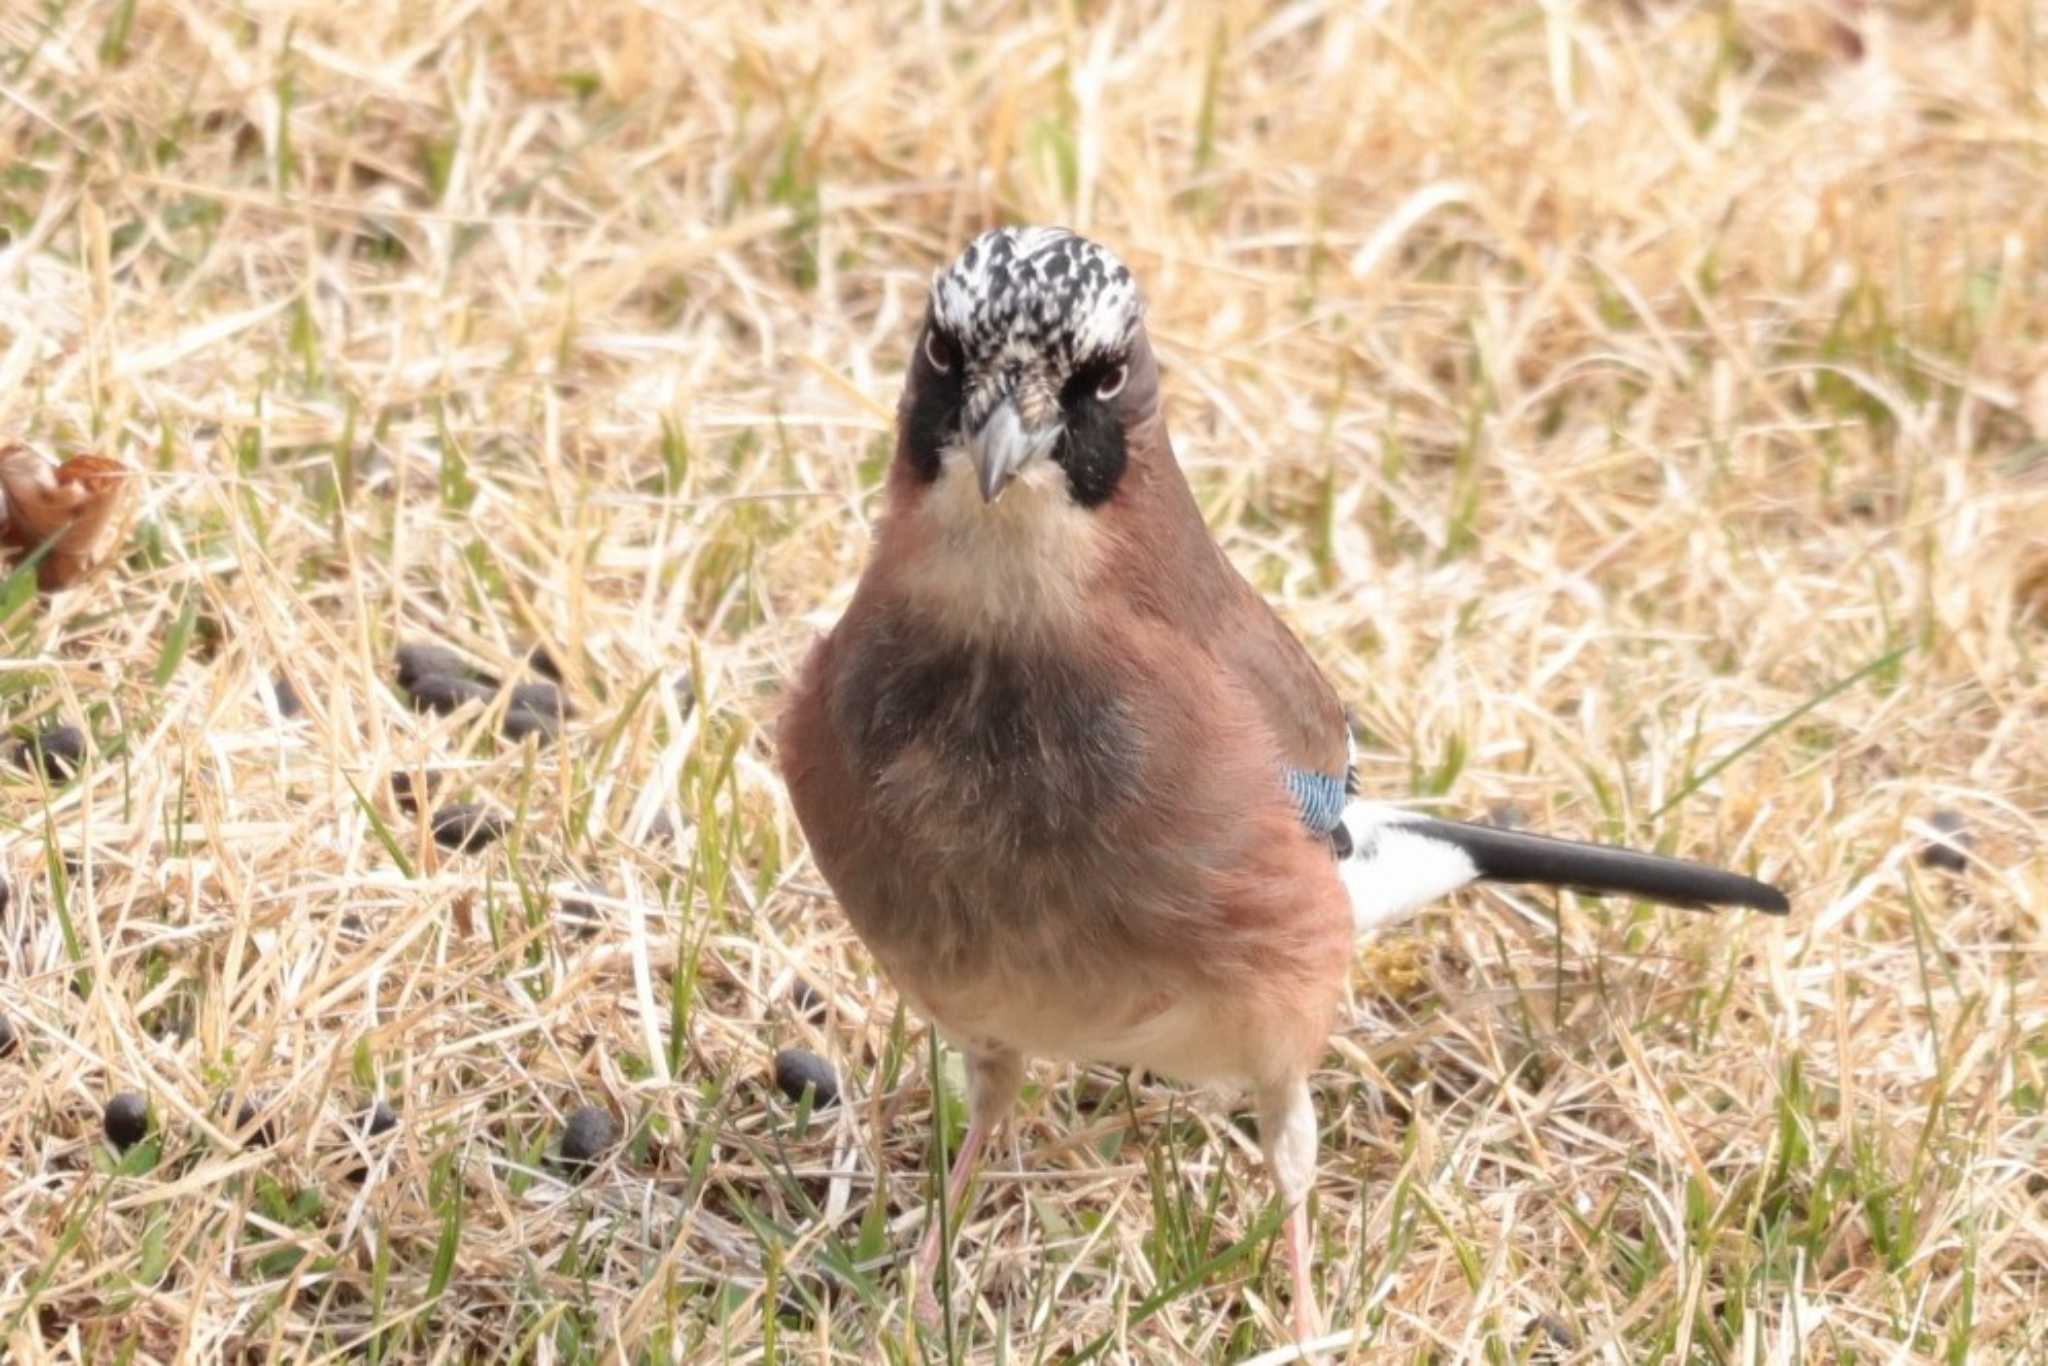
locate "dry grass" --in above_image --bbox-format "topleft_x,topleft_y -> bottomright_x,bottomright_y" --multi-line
2,0 -> 2046,1361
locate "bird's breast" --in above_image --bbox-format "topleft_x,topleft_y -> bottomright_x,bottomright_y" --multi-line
781,598 -> 1355,1086
827,616 -> 1144,859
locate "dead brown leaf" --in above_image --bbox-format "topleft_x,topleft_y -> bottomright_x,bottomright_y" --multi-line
0,446 -> 131,590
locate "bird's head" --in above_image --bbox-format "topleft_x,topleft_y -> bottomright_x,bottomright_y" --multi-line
901,226 -> 1151,509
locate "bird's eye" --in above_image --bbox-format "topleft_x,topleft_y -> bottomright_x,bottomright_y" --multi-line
1094,363 -> 1128,401
923,329 -> 955,374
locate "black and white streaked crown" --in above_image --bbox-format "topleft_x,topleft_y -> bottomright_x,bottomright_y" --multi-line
930,227 -> 1144,377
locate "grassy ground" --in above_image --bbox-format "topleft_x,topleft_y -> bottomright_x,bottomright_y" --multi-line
2,0 -> 2045,1361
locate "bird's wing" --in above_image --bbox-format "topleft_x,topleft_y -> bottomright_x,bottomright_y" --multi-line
1192,539 -> 1789,923
1211,579 -> 1353,819
1112,444 -> 1351,833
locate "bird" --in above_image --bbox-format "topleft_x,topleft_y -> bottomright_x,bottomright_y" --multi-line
777,225 -> 1789,1344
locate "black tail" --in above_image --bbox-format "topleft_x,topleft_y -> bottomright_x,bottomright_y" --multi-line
1402,817 -> 1790,914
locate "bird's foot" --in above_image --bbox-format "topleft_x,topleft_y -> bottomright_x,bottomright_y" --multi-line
1292,1293 -> 1326,1348
1282,1193 -> 1325,1348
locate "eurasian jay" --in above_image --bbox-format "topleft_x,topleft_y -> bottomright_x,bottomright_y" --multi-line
778,225 -> 1789,1342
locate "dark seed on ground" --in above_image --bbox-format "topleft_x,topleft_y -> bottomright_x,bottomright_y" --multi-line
391,770 -> 440,814
557,885 -> 603,933
404,671 -> 495,715
229,1096 -> 278,1149
0,1015 -> 16,1059
500,703 -> 559,743
509,681 -> 567,719
1919,809 -> 1973,872
148,1007 -> 193,1043
345,1099 -> 400,1183
16,725 -> 86,781
104,1092 -> 149,1150
273,672 -> 304,718
559,1105 -> 618,1174
432,803 -> 507,852
772,1048 -> 839,1109
526,643 -> 562,682
396,641 -> 482,690
788,978 -> 827,1023
1529,1313 -> 1577,1352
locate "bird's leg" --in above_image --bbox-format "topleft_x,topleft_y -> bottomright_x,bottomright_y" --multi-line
914,1048 -> 1024,1320
1256,1076 -> 1325,1344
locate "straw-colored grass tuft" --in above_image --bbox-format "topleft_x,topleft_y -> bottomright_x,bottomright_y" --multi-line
2,1 -> 2044,1360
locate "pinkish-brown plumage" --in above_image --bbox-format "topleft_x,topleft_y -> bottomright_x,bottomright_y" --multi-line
778,228 -> 1351,1341
777,226 -> 1788,1346
781,321 -> 1352,1061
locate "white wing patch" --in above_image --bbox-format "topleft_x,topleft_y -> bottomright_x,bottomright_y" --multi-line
1336,801 -> 1481,936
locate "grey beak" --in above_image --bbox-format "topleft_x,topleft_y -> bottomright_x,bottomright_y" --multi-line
970,398 -> 1063,503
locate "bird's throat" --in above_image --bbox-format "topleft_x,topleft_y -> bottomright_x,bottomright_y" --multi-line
891,448 -> 1107,643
